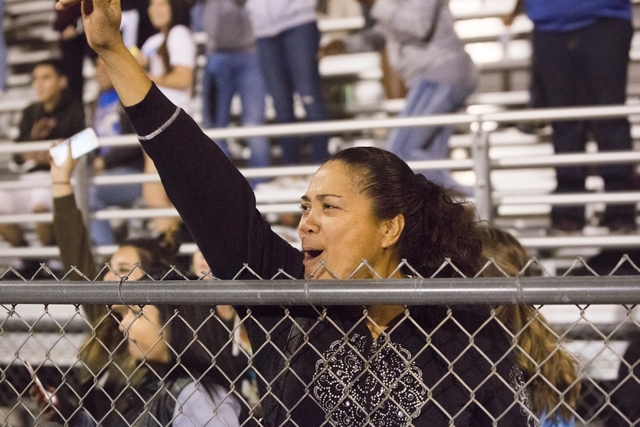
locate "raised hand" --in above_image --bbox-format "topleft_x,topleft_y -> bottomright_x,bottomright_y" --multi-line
56,0 -> 123,54
49,142 -> 78,198
29,384 -> 62,422
57,0 -> 151,107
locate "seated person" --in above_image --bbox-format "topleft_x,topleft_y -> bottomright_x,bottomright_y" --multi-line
0,59 -> 84,252
36,147 -> 245,426
89,57 -> 144,246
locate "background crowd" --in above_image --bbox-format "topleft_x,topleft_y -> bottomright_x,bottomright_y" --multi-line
0,0 -> 636,264
0,0 -> 638,426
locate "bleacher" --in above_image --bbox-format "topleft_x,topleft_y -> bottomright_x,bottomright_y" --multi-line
2,0 -> 640,264
1,2 -> 640,426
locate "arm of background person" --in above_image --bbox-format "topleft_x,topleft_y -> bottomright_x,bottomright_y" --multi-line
150,65 -> 193,91
49,144 -> 112,331
149,25 -> 194,90
172,383 -> 241,427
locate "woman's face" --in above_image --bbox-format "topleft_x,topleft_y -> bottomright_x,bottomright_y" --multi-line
116,305 -> 170,362
148,0 -> 172,32
103,246 -> 146,281
298,161 -> 400,280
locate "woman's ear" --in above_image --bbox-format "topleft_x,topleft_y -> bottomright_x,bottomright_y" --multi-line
381,214 -> 404,249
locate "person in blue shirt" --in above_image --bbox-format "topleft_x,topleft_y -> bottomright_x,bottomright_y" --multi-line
510,0 -> 637,234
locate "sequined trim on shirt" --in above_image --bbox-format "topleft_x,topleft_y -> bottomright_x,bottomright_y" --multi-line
312,333 -> 426,426
509,365 -> 541,427
138,106 -> 181,141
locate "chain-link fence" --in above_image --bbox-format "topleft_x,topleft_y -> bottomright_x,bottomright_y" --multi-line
1,258 -> 640,427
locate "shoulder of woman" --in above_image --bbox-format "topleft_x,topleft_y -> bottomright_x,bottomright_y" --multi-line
168,25 -> 193,39
141,31 -> 164,52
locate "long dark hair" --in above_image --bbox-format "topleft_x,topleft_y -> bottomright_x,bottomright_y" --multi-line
155,304 -> 239,394
120,235 -> 238,393
330,147 -> 482,278
155,0 -> 191,75
479,226 -> 580,421
119,233 -> 181,279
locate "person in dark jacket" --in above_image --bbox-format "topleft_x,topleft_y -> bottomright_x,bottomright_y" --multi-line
56,0 -> 535,424
509,0 -> 637,234
0,59 -> 84,251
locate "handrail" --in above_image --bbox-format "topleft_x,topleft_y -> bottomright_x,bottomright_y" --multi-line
1,103 -> 640,255
4,188 -> 640,227
5,233 -> 640,259
3,103 -> 640,153
0,150 -> 638,190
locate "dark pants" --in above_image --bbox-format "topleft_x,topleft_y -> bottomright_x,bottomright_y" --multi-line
256,22 -> 329,165
533,18 -> 636,229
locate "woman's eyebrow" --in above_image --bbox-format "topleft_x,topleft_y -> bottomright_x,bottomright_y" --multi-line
301,194 -> 342,202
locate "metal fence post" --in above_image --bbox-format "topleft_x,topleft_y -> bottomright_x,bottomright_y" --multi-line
472,121 -> 493,223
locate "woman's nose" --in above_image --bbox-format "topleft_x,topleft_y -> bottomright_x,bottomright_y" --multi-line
299,211 -> 320,235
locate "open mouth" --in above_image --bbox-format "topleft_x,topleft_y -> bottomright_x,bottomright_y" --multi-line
304,250 -> 323,262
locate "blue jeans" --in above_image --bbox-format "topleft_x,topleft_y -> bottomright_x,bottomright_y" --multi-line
90,167 -> 142,246
256,21 -> 329,165
533,18 -> 636,229
0,0 -> 6,92
202,52 -> 270,170
189,0 -> 205,33
387,79 -> 473,192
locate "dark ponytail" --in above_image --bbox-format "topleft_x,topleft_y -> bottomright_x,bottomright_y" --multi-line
330,147 -> 482,278
156,0 -> 191,75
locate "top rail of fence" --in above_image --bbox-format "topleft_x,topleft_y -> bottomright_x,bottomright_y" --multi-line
0,276 -> 639,305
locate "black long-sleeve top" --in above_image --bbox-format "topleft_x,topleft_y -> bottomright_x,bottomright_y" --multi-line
127,84 -> 534,426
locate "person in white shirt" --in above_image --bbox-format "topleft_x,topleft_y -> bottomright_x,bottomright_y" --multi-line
136,0 -> 195,112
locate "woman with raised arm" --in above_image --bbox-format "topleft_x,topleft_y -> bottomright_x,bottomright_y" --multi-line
56,1 -> 533,424
41,147 -> 244,426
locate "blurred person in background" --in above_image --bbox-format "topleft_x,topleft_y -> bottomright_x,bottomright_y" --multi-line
134,0 -> 195,237
53,0 -> 91,100
507,0 -> 637,234
120,0 -> 141,48
201,0 -> 270,180
244,0 -> 329,165
136,0 -> 195,112
88,57 -> 144,246
0,0 -> 6,97
479,226 -> 580,426
319,0 -> 407,101
0,60 -> 84,264
43,149 -> 246,426
366,0 -> 477,194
